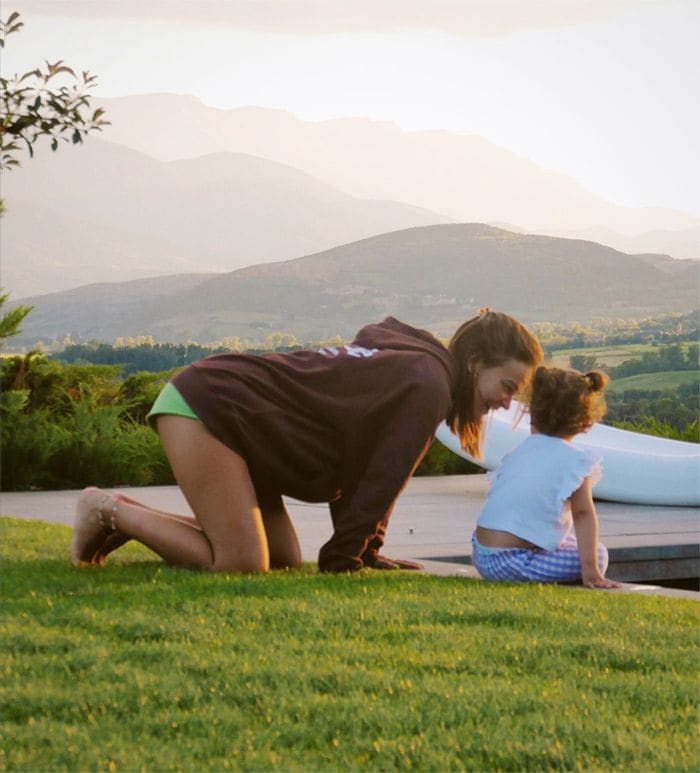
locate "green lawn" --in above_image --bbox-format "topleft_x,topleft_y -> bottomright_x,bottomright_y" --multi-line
607,370 -> 700,392
2,518 -> 698,772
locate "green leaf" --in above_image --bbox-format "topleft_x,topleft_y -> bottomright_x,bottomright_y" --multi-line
0,297 -> 33,340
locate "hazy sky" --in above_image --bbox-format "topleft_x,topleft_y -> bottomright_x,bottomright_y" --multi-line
4,0 -> 700,216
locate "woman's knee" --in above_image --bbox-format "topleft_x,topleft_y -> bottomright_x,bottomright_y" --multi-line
211,553 -> 270,574
270,552 -> 302,570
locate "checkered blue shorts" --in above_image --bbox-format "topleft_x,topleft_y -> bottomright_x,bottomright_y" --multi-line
471,532 -> 609,583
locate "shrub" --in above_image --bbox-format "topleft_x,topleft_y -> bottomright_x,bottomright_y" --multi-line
118,369 -> 175,423
44,401 -> 174,488
1,394 -> 174,491
612,417 -> 700,444
415,440 -> 483,476
0,391 -> 62,490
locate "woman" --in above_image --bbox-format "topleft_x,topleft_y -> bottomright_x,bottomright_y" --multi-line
72,310 -> 543,573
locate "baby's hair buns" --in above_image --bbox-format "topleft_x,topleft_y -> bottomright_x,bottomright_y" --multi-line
584,370 -> 608,392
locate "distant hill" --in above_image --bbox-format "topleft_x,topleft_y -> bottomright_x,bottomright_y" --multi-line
494,222 -> 699,261
557,226 -> 700,261
606,371 -> 699,393
11,224 -> 699,347
94,94 -> 699,243
1,138 -> 451,298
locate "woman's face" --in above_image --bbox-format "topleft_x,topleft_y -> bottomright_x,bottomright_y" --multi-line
472,358 -> 532,417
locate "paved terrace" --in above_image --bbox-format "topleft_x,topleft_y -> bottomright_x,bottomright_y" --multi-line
2,475 -> 698,600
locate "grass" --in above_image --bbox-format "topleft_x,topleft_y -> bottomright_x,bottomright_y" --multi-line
607,370 -> 700,392
2,518 -> 699,772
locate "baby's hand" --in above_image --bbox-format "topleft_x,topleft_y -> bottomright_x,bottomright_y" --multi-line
582,570 -> 622,589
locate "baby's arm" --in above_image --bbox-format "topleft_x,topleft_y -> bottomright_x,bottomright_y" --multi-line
570,477 -> 621,589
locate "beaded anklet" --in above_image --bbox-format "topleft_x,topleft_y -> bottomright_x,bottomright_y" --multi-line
96,494 -> 118,533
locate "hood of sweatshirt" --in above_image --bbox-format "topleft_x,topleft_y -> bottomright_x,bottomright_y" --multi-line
352,316 -> 455,385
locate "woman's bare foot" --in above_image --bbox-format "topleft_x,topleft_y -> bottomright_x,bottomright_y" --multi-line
90,493 -> 133,563
91,530 -> 130,564
71,487 -> 119,566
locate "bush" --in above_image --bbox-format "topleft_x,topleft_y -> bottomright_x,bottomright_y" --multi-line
612,417 -> 700,444
0,391 -> 62,490
118,369 -> 175,423
415,440 -> 483,476
1,354 -> 122,414
44,401 -> 174,489
0,392 -> 174,491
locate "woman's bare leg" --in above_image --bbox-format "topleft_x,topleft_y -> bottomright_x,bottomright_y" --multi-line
92,493 -> 201,564
74,416 -> 270,572
95,486 -> 301,568
256,489 -> 302,569
111,492 -> 200,525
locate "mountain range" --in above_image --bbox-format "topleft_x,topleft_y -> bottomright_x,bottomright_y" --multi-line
1,139 -> 450,298
3,91 -> 698,342
93,94 -> 700,243
3,93 -> 699,304
11,224 -> 698,348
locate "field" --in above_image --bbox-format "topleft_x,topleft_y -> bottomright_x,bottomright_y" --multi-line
607,370 -> 699,393
2,518 -> 698,772
549,342 -> 695,369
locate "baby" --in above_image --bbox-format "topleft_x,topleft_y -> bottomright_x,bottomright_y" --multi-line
472,366 -> 620,589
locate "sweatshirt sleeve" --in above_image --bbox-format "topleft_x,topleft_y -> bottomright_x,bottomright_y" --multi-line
318,376 -> 450,572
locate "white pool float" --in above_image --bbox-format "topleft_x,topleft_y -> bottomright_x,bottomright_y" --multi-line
435,401 -> 700,507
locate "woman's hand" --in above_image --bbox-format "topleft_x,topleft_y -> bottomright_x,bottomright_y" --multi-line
372,555 -> 424,570
582,569 -> 622,589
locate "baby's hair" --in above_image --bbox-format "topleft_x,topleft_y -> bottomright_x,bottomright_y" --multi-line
530,366 -> 608,438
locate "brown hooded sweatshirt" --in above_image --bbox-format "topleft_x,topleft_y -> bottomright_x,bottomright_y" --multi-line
172,317 -> 455,572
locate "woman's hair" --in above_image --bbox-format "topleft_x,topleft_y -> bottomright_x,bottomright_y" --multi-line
447,309 -> 543,457
530,366 -> 608,438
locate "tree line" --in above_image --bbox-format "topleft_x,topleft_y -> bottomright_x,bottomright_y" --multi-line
605,383 -> 698,441
51,335 -> 350,374
53,341 -> 232,375
535,311 -> 698,354
607,344 -> 698,379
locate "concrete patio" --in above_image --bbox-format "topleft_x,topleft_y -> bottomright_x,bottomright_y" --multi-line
2,474 -> 698,599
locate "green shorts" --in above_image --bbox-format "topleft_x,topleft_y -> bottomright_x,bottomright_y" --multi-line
147,382 -> 200,427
